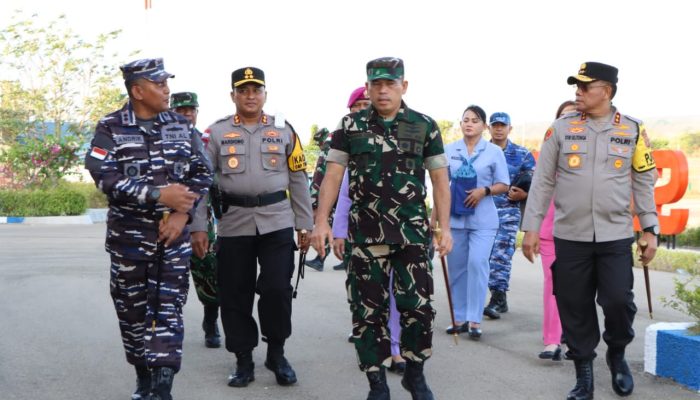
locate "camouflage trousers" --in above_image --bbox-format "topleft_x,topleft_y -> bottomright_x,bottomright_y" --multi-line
488,207 -> 521,291
347,243 -> 434,372
109,247 -> 190,372
190,226 -> 218,306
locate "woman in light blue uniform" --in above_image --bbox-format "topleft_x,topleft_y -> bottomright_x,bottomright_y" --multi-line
443,105 -> 509,339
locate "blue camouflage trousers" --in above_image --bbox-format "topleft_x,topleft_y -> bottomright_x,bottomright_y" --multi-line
109,248 -> 190,372
488,206 -> 521,291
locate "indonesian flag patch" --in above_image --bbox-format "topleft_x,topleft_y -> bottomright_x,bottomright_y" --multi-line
90,146 -> 108,160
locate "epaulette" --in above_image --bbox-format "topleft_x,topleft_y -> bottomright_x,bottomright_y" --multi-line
214,114 -> 233,124
558,111 -> 579,119
623,114 -> 643,126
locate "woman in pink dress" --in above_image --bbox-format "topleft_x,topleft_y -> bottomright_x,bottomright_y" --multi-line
538,100 -> 576,360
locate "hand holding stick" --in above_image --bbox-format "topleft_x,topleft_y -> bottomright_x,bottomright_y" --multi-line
638,239 -> 653,319
434,222 -> 458,345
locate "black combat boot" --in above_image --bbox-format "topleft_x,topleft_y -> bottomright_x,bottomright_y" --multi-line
567,359 -> 594,400
366,369 -> 390,400
132,365 -> 151,400
483,289 -> 502,319
265,343 -> 297,385
606,347 -> 634,396
228,351 -> 255,387
149,367 -> 175,400
202,304 -> 221,348
400,360 -> 434,400
493,290 -> 508,313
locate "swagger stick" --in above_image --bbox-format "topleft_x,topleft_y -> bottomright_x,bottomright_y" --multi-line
434,222 -> 458,345
638,239 -> 653,319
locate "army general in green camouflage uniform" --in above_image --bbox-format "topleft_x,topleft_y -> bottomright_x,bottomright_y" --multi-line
310,57 -> 453,400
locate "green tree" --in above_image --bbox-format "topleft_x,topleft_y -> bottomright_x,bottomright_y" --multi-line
305,124 -> 322,173
438,119 -> 460,145
0,12 -> 131,187
651,137 -> 670,150
677,132 -> 700,156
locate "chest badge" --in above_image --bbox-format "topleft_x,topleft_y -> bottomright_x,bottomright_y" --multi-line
569,127 -> 584,133
567,154 -> 582,169
228,157 -> 239,169
570,144 -> 580,151
614,159 -> 624,169
228,146 -> 237,154
224,132 -> 241,138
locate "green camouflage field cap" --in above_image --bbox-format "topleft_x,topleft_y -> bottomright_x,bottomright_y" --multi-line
170,92 -> 199,108
366,57 -> 404,81
313,127 -> 330,145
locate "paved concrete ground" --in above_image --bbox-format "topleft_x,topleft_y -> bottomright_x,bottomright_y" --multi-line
0,224 -> 697,399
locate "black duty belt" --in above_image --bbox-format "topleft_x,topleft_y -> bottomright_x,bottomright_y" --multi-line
222,190 -> 287,208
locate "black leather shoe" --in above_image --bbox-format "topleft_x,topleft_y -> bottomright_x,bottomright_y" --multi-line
149,367 -> 175,400
567,359 -> 594,400
401,360 -> 434,400
228,363 -> 255,387
467,325 -> 482,340
366,369 -> 390,400
445,323 -> 468,335
388,359 -> 406,375
606,348 -> 634,396
132,365 -> 151,400
332,261 -> 346,271
538,346 -> 562,361
265,355 -> 297,386
202,304 -> 221,348
305,256 -> 324,272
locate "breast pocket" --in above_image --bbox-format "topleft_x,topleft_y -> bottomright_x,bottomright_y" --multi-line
349,134 -> 375,172
606,143 -> 632,173
560,141 -> 587,171
162,140 -> 192,160
220,144 -> 246,174
261,143 -> 286,171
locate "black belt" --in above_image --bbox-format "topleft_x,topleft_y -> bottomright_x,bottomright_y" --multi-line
222,190 -> 287,208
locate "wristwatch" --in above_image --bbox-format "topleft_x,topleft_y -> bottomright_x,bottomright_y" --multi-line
643,225 -> 659,236
148,187 -> 161,203
483,186 -> 491,196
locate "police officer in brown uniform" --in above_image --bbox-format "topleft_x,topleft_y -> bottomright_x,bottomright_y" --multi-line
193,67 -> 313,388
522,62 -> 658,400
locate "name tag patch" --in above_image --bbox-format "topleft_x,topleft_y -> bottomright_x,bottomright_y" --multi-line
114,134 -> 144,144
163,131 -> 190,141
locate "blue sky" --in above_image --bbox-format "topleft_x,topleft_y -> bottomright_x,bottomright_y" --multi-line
2,0 -> 698,142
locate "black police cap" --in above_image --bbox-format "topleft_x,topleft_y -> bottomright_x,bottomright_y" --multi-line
232,67 -> 265,88
567,62 -> 618,85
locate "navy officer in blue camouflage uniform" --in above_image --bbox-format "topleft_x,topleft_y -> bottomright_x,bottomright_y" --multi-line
85,58 -> 212,400
193,67 -> 313,389
483,112 -> 535,320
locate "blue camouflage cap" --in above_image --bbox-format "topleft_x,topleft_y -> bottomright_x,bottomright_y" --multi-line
489,112 -> 511,126
120,58 -> 174,83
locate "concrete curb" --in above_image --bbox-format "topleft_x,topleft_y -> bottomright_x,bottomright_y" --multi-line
645,322 -> 700,391
0,208 -> 107,225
